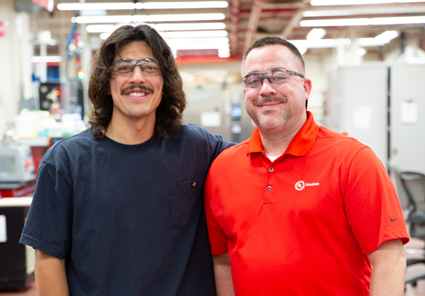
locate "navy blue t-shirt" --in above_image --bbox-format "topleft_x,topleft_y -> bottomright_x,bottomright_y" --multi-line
20,124 -> 232,296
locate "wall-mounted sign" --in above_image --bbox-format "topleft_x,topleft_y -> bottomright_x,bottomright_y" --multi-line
400,99 -> 418,125
32,0 -> 54,12
352,105 -> 372,129
201,112 -> 221,127
0,21 -> 9,38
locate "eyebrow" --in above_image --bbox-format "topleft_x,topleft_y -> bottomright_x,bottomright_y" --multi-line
245,68 -> 289,76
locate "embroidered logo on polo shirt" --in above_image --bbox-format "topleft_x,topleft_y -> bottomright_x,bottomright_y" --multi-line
295,181 -> 320,191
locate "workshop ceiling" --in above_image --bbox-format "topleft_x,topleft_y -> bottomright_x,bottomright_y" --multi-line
31,0 -> 425,58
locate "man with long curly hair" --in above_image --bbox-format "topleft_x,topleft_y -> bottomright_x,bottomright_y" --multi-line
20,24 -> 231,296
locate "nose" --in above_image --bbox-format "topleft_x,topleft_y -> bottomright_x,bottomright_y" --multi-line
259,76 -> 276,96
129,65 -> 146,84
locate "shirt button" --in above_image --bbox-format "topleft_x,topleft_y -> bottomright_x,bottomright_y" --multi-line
269,167 -> 274,172
267,186 -> 272,191
192,182 -> 197,187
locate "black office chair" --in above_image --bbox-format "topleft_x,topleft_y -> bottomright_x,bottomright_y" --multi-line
401,171 -> 425,288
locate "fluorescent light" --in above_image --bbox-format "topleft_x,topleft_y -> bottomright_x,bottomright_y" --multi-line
300,16 -> 425,27
154,23 -> 226,31
306,28 -> 326,41
304,10 -> 357,17
357,48 -> 367,56
87,25 -> 115,33
162,30 -> 227,38
289,39 -> 351,49
31,56 -> 63,63
304,6 -> 425,17
58,1 -> 228,11
356,30 -> 399,46
99,33 -> 111,40
98,34 -> 230,51
166,37 -> 229,49
59,3 -> 134,10
143,1 -> 228,9
87,23 -> 226,33
311,0 -> 425,5
374,30 -> 399,43
72,13 -> 226,24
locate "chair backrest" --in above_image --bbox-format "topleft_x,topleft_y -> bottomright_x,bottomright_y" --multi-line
400,171 -> 425,239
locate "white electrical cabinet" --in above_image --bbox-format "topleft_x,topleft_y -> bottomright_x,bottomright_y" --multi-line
326,64 -> 389,167
390,64 -> 425,174
325,63 -> 425,208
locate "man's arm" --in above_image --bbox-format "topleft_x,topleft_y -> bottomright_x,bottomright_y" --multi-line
213,253 -> 235,296
367,239 -> 406,296
35,249 -> 69,296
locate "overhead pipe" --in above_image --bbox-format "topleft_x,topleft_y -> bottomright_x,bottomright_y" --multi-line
243,0 -> 266,53
229,0 -> 240,57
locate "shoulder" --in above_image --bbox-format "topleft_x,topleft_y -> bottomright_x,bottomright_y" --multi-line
316,126 -> 369,153
316,126 -> 383,169
41,129 -> 94,166
171,123 -> 228,146
212,138 -> 249,163
175,123 -> 216,139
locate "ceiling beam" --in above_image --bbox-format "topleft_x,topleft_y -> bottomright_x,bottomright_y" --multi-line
243,0 -> 266,52
281,9 -> 305,39
229,0 -> 240,57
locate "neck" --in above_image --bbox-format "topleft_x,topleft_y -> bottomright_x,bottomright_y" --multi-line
259,114 -> 307,157
105,113 -> 156,145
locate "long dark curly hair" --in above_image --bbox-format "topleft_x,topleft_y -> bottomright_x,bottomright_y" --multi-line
88,24 -> 186,139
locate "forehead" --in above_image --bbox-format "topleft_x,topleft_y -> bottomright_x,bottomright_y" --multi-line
115,41 -> 154,61
244,45 -> 302,75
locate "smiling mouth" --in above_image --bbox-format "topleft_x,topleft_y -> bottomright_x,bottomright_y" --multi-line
128,92 -> 147,97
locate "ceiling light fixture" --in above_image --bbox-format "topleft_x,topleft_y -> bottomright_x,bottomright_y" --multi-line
356,30 -> 399,46
86,23 -> 226,33
31,56 -> 63,63
98,34 -> 230,49
162,31 -> 228,38
306,28 -> 327,40
300,16 -> 425,27
304,5 -> 425,17
311,0 -> 425,5
72,13 -> 226,24
357,48 -> 367,56
289,39 -> 351,49
58,1 -> 228,11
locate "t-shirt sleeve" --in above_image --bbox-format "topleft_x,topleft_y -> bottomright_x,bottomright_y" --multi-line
20,161 -> 73,259
343,147 -> 410,254
197,125 -> 235,163
204,169 -> 229,256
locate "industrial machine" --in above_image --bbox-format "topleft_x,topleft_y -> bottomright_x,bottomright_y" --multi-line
0,198 -> 34,291
0,129 -> 36,198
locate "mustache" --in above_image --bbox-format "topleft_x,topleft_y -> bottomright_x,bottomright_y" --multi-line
253,96 -> 287,106
121,85 -> 154,95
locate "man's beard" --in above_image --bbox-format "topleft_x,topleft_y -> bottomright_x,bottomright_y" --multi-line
249,96 -> 291,132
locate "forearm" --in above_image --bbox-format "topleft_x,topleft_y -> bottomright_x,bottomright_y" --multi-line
213,253 -> 235,296
368,239 -> 406,296
35,249 -> 69,296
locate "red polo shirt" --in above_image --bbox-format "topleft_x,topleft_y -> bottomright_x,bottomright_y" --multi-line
205,111 -> 409,296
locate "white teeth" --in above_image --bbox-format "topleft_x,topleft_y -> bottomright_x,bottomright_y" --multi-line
128,92 -> 146,97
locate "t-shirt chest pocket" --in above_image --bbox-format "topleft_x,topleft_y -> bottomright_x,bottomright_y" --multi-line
169,179 -> 200,228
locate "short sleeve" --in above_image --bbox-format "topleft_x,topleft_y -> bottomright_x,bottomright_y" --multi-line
204,169 -> 229,256
20,161 -> 73,259
194,125 -> 234,164
343,147 -> 409,254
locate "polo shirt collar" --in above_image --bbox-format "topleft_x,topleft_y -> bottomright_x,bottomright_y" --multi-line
247,111 -> 319,157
